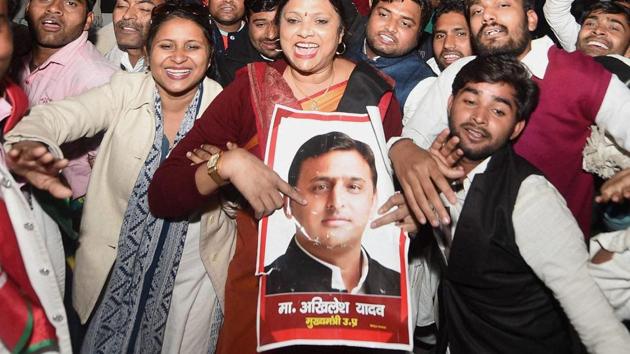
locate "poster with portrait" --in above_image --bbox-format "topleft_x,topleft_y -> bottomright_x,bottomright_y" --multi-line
256,105 -> 412,351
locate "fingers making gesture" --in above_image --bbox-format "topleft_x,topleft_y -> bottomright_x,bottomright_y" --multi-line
6,141 -> 72,199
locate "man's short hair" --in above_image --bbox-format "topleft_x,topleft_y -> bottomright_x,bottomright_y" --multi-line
452,54 -> 539,122
579,1 -> 630,25
464,0 -> 535,14
432,0 -> 466,27
247,0 -> 279,14
288,132 -> 378,190
371,0 -> 433,32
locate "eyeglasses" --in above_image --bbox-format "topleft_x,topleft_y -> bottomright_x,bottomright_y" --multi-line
151,1 -> 210,20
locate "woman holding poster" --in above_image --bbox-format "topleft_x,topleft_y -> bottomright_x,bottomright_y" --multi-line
148,0 -> 411,352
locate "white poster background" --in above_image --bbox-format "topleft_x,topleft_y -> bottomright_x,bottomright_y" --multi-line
260,107 -> 400,273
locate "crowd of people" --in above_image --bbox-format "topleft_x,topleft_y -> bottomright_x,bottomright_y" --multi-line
0,0 -> 628,352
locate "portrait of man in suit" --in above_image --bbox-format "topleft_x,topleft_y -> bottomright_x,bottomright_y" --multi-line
264,132 -> 400,296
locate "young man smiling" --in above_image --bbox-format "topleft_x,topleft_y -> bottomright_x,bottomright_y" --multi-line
104,0 -> 165,72
428,0 -> 473,73
409,0 -> 474,118
208,0 -> 251,84
545,0 -> 630,58
576,1 -> 630,58
216,0 -> 281,85
346,0 -> 434,112
432,53 -> 630,354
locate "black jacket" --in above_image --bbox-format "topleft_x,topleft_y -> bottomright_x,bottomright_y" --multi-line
265,237 -> 400,296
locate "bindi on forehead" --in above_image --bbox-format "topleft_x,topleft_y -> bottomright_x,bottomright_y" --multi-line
285,10 -> 327,17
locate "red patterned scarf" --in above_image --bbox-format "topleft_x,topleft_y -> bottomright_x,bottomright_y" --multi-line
2,78 -> 29,135
247,62 -> 301,156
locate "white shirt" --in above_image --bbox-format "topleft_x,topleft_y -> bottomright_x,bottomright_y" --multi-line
433,154 -> 630,354
362,39 -> 380,61
589,229 -> 630,320
393,36 -> 630,152
105,46 -> 146,73
426,57 -> 440,75
295,239 -> 370,294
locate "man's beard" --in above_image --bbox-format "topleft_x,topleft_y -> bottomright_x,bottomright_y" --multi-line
473,19 -> 531,57
214,16 -> 241,27
448,115 -> 508,161
437,49 -> 466,70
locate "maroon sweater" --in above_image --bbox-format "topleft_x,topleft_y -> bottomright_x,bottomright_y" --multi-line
148,60 -> 401,354
513,46 -> 611,236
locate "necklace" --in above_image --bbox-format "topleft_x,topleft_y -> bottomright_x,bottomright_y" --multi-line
289,67 -> 336,111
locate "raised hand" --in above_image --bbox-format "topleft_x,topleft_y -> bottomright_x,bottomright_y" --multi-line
428,128 -> 464,171
389,139 -> 463,227
6,141 -> 72,199
596,168 -> 630,204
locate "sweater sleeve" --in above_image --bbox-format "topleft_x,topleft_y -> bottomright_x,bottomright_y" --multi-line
513,175 -> 630,353
542,0 -> 580,52
148,74 -> 257,218
398,56 -> 473,149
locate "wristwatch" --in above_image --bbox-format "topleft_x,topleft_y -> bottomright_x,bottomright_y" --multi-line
206,151 -> 227,186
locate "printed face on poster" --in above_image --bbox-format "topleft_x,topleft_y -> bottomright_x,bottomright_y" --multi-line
256,105 -> 412,351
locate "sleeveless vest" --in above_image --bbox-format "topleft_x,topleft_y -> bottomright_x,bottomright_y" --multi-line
439,146 -> 583,354
514,46 -> 611,236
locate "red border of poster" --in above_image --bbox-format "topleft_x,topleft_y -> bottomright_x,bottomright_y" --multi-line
256,106 -> 412,351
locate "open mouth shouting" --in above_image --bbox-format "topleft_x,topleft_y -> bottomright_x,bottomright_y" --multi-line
218,4 -> 236,14
461,123 -> 490,143
41,16 -> 62,32
376,32 -> 397,45
584,37 -> 611,52
294,42 -> 319,58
